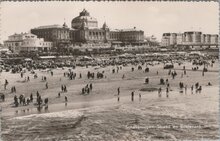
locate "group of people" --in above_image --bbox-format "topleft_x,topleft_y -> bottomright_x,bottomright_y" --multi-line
130,91 -> 142,102
64,71 -> 76,80
13,91 -> 50,110
13,94 -> 32,107
82,83 -> 93,95
11,86 -> 16,93
116,87 -> 142,102
61,85 -> 68,92
0,56 -> 217,115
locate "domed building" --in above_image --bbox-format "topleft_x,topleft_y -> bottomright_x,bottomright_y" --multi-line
30,9 -> 145,48
71,9 -> 98,29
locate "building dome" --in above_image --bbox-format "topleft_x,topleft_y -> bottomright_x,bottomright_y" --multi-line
71,9 -> 98,29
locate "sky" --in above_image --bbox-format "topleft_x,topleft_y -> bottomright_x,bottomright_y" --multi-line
1,1 -> 219,43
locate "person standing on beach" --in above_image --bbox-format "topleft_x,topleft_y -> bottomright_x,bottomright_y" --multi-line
36,91 -> 40,97
122,74 -> 125,79
117,94 -> 120,102
14,86 -> 16,93
199,86 -> 202,93
184,70 -> 186,75
2,94 -> 5,102
4,79 -> 8,90
191,85 -> 193,94
90,83 -> 93,90
166,87 -> 169,98
61,85 -> 64,92
117,87 -> 120,95
131,91 -> 134,101
139,93 -> 141,101
45,82 -> 48,89
65,96 -> 68,102
185,85 -> 187,94
158,87 -> 162,97
64,85 -> 67,92
30,93 -> 33,102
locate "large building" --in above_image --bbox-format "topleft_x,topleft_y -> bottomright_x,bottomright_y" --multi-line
161,31 -> 218,48
183,31 -> 202,44
210,34 -> 218,44
161,33 -> 177,46
30,9 -> 145,48
176,33 -> 184,45
30,24 -> 70,48
4,33 -> 53,53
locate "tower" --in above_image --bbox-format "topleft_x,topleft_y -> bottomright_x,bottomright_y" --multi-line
102,22 -> 109,42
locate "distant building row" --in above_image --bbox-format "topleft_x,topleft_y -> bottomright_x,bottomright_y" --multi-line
161,31 -> 218,47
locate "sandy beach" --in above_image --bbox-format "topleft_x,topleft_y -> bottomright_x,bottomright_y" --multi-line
1,61 -> 219,140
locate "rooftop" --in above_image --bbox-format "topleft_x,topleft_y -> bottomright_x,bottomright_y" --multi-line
10,32 -> 36,37
33,24 -> 64,29
121,27 -> 143,32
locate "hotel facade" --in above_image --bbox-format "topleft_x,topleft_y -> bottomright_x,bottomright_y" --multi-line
161,31 -> 218,48
30,9 -> 145,49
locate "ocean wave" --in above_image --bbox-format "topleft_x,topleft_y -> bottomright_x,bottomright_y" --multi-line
11,110 -> 83,120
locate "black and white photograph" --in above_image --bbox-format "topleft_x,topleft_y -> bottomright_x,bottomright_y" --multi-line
0,1 -> 219,140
